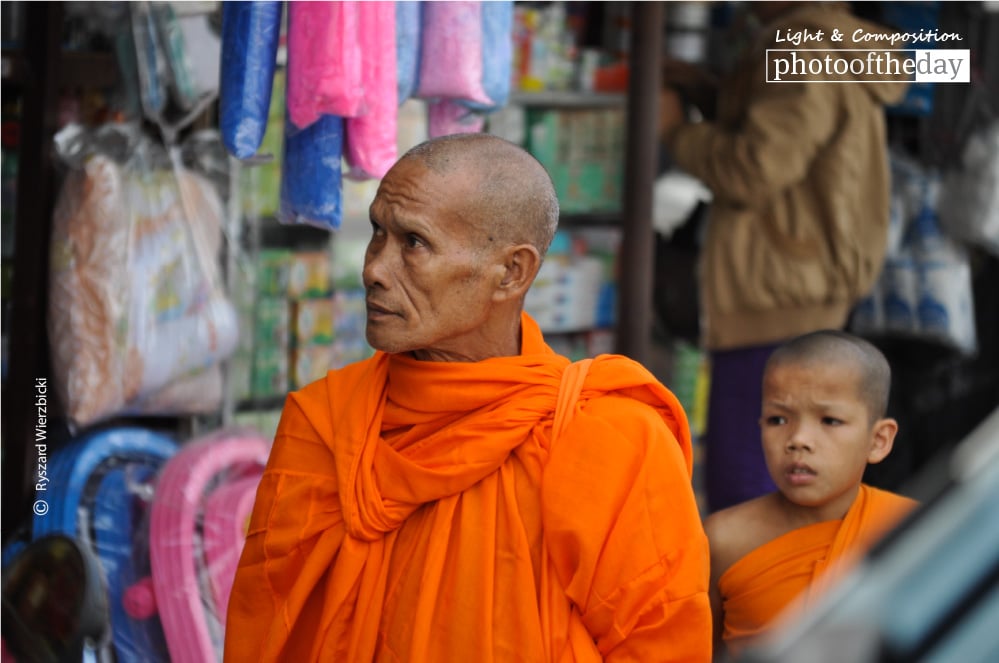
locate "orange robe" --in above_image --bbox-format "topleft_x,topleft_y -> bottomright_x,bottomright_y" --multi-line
224,313 -> 711,662
719,484 -> 917,655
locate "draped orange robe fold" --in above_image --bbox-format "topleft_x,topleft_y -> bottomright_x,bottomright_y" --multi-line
719,484 -> 917,655
224,313 -> 711,662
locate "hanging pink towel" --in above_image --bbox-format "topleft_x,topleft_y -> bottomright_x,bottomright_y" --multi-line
345,1 -> 399,180
417,1 -> 491,106
286,1 -> 364,129
429,99 -> 486,138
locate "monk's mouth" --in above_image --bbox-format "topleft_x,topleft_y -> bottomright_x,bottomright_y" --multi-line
786,465 -> 816,484
367,301 -> 396,317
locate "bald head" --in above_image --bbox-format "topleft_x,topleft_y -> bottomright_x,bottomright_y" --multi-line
765,330 -> 892,421
400,134 -> 560,259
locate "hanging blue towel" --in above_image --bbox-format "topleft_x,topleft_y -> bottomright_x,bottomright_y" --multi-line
280,113 -> 344,231
396,1 -> 423,104
220,1 -> 283,158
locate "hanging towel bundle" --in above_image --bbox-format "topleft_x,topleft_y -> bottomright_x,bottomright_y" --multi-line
344,1 -> 399,181
219,1 -> 283,159
217,0 -> 517,229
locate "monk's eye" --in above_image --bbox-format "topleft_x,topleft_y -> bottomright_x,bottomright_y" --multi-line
764,415 -> 787,426
404,233 -> 426,249
822,417 -> 844,426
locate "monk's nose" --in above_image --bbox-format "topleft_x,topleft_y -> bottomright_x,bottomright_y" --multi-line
786,427 -> 814,452
363,241 -> 390,290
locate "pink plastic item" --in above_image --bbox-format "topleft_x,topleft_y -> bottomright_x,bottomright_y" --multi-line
122,577 -> 158,620
417,2 -> 491,106
345,1 -> 398,180
286,1 -> 364,129
202,475 -> 261,625
146,431 -> 269,662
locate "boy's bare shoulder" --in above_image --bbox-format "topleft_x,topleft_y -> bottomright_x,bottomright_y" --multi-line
704,494 -> 785,579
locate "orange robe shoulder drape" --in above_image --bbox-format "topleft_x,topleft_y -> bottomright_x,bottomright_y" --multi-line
719,484 -> 918,656
224,313 -> 711,662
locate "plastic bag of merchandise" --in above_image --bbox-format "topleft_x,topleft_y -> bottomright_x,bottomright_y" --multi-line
48,123 -> 239,429
344,1 -> 398,180
908,177 -> 978,356
286,0 -> 364,129
130,2 -> 217,139
939,120 -> 999,257
219,0 -> 283,159
396,1 -> 422,104
416,1 -> 492,107
279,113 -> 344,230
150,2 -> 202,112
459,0 -> 514,112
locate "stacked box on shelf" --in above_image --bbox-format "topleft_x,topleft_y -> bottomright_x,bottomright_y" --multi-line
330,234 -> 374,369
525,229 -> 621,335
331,289 -> 372,369
241,69 -> 285,219
229,249 -> 293,402
525,107 -> 624,214
289,250 -> 335,390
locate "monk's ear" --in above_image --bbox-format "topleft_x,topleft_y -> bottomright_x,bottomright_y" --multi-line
867,417 -> 898,465
493,244 -> 541,302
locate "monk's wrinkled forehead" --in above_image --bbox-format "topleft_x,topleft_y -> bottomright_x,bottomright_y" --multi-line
372,158 -> 472,226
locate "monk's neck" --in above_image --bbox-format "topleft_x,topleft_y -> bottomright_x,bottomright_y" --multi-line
774,485 -> 861,529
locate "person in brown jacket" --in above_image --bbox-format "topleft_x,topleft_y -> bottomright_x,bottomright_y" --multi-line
659,1 -> 908,513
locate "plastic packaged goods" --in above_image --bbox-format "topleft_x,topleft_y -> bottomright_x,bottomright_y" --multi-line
940,120 -> 999,257
130,2 -> 220,143
48,124 -> 239,428
286,0 -> 364,129
151,2 -> 200,111
345,1 -> 399,180
131,2 -> 168,118
279,113 -> 344,230
396,1 -> 422,103
219,0 -> 283,159
428,99 -> 486,138
460,0 -> 514,111
851,151 -> 979,356
417,1 -> 492,106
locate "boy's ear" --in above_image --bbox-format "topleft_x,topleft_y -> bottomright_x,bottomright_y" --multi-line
867,417 -> 898,465
493,244 -> 541,302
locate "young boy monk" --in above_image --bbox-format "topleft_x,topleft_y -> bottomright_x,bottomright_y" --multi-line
704,330 -> 919,659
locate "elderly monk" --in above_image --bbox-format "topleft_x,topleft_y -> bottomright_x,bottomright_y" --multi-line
224,133 -> 712,662
704,330 -> 919,659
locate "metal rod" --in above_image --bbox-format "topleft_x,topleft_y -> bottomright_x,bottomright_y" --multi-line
617,1 -> 663,364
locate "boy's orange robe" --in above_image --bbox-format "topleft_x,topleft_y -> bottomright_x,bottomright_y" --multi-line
719,484 -> 917,655
224,313 -> 711,662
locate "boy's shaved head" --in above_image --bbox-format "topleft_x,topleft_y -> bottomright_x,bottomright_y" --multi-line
765,330 -> 892,421
400,133 -> 560,258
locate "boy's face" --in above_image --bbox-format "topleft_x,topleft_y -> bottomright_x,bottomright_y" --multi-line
760,361 -> 895,519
